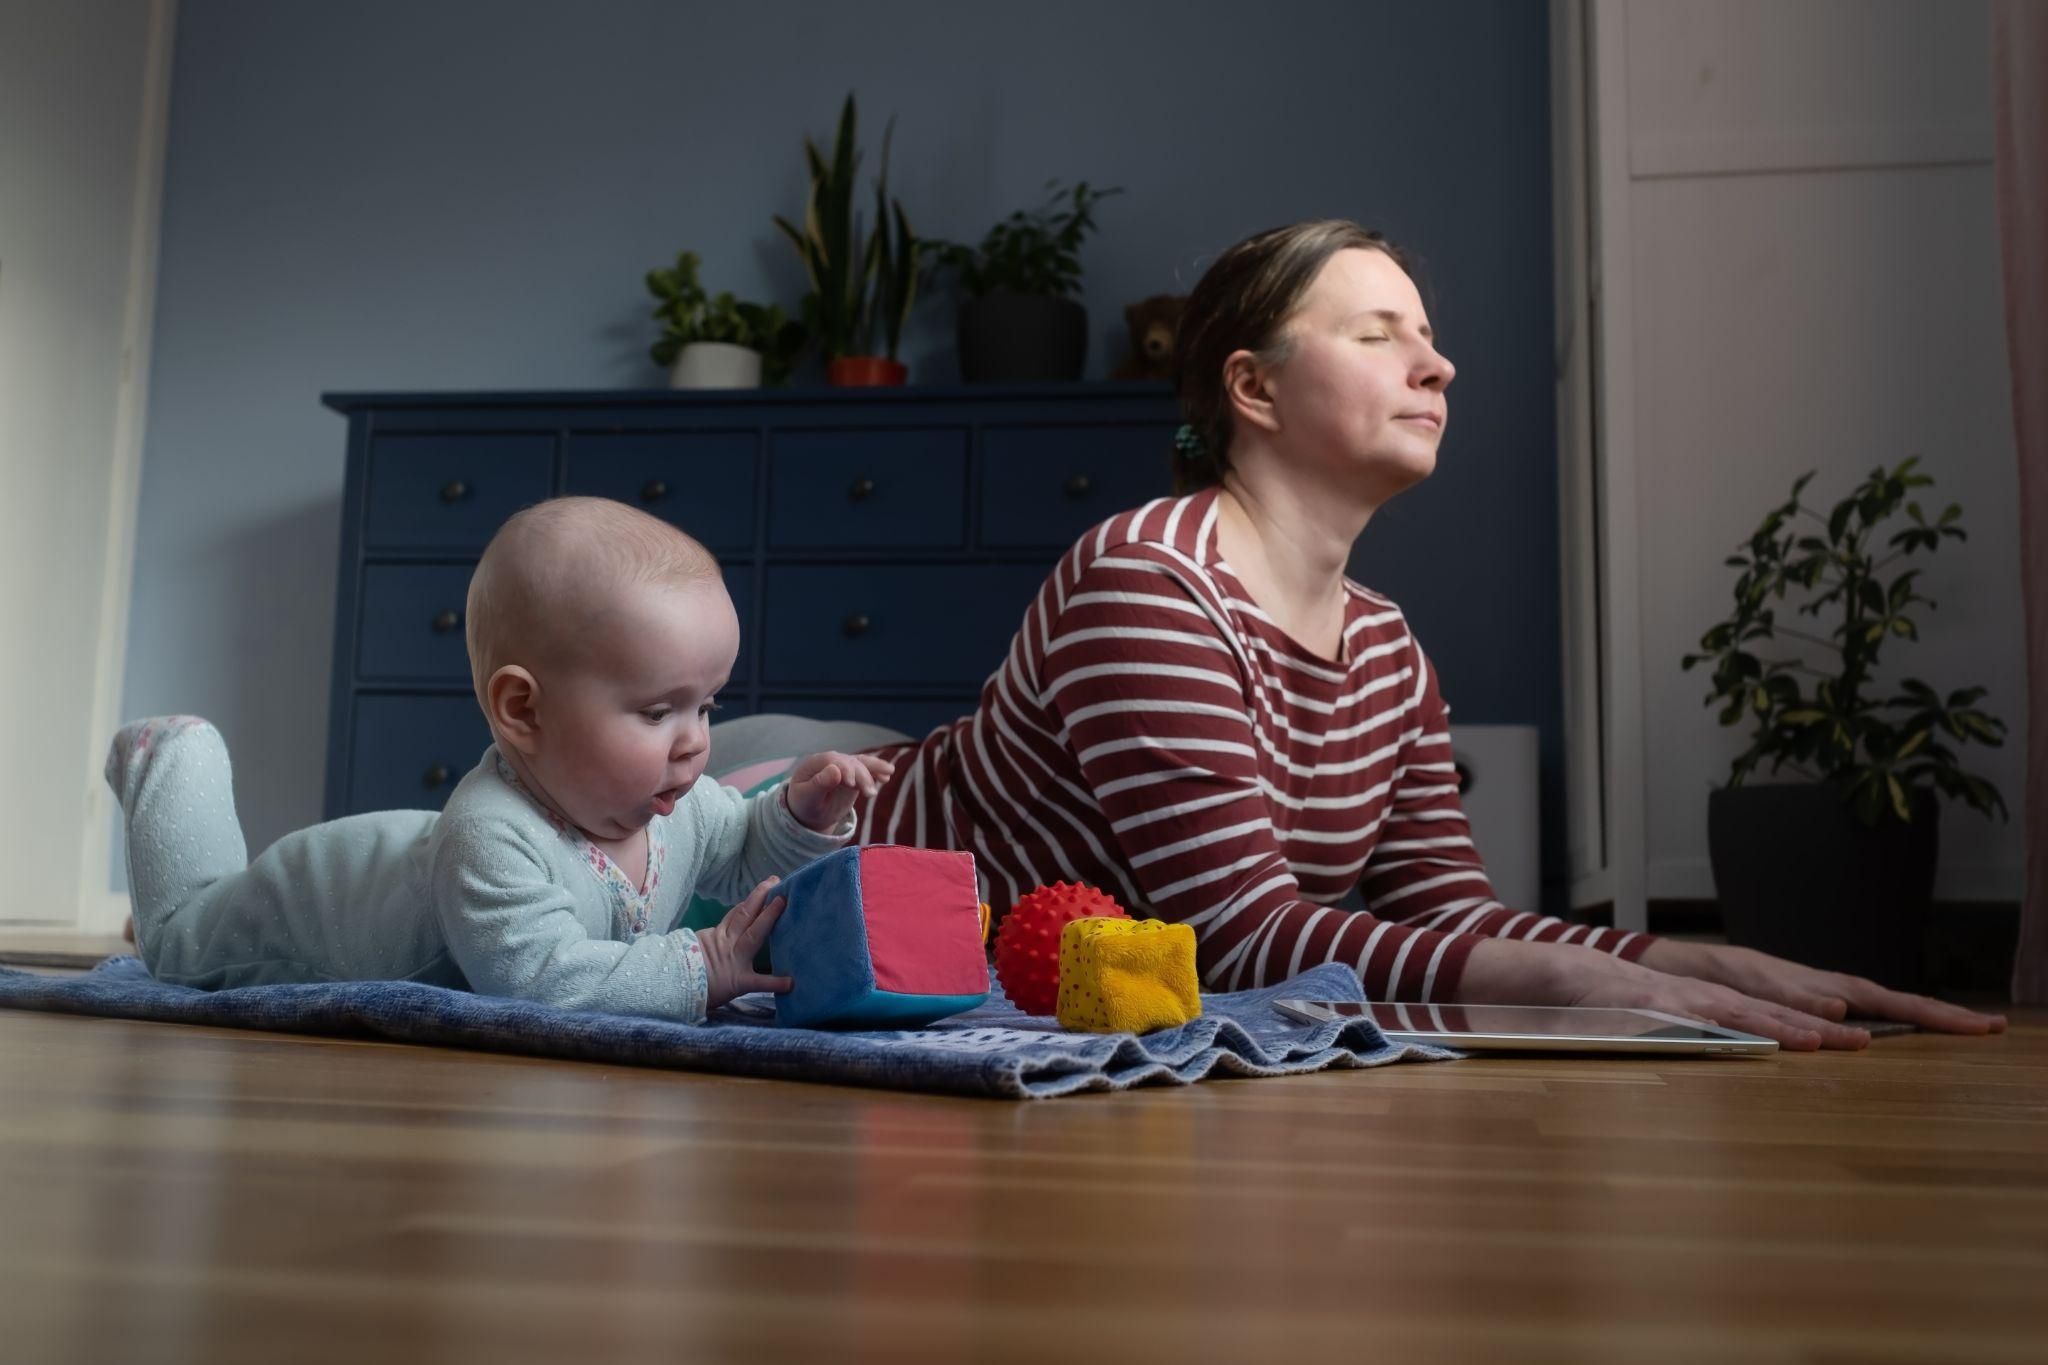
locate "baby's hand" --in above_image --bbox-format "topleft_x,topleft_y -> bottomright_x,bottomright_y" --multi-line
782,750 -> 895,833
699,877 -> 792,1011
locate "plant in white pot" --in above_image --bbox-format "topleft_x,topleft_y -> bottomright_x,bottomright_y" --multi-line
931,179 -> 1121,383
646,250 -> 803,389
1682,458 -> 2009,988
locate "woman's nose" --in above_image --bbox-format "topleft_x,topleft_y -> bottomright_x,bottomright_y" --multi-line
1418,348 -> 1455,391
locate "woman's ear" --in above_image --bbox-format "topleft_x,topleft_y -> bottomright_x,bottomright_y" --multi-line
485,665 -> 542,754
1223,348 -> 1280,435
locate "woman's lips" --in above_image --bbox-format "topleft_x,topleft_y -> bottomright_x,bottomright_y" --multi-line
1396,412 -> 1443,430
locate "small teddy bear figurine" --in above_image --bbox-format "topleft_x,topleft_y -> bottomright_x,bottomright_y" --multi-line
1112,294 -> 1186,380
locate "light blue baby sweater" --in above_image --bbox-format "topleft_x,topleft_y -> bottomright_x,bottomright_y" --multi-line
140,745 -> 847,1023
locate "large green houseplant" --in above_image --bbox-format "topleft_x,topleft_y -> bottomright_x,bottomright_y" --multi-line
930,179 -> 1120,383
645,250 -> 803,388
1682,457 -> 2008,985
772,94 -> 921,386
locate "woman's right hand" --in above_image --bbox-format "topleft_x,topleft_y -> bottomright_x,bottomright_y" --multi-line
1456,937 -> 1873,1051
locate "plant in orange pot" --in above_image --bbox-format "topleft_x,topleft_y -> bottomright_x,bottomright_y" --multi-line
773,94 -> 923,387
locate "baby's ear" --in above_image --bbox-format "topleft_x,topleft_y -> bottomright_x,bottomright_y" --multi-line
485,665 -> 542,751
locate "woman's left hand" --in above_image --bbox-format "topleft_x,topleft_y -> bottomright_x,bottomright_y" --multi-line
1635,939 -> 2008,1035
782,750 -> 895,833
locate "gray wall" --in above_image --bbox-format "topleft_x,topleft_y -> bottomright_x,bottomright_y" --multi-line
124,0 -> 1565,889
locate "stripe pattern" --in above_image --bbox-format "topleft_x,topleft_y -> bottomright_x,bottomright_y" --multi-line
857,487 -> 1648,1002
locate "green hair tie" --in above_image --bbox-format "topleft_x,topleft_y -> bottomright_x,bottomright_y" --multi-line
1173,423 -> 1207,461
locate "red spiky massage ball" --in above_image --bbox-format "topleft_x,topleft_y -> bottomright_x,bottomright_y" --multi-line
992,881 -> 1130,1015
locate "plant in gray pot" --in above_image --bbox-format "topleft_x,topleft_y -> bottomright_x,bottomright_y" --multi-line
1683,458 -> 2008,989
932,180 -> 1120,383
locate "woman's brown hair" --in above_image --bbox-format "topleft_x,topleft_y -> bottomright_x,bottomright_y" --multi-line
1171,220 -> 1416,494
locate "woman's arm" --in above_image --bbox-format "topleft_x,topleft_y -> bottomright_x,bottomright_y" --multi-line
1036,549 -> 1477,999
1633,939 -> 2006,1035
1356,643 -> 1650,966
1456,935 -> 1875,1049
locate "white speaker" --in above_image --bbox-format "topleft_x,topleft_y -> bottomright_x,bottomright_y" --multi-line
1446,724 -> 1541,913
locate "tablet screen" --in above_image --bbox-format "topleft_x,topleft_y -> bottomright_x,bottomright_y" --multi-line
1307,1001 -> 1735,1041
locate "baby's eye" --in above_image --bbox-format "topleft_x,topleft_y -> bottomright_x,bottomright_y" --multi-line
698,698 -> 722,718
640,706 -> 672,724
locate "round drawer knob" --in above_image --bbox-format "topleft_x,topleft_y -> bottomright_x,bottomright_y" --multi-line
842,612 -> 871,639
422,764 -> 452,789
1064,473 -> 1092,499
640,479 -> 668,502
439,480 -> 468,504
848,476 -> 876,502
431,609 -> 461,633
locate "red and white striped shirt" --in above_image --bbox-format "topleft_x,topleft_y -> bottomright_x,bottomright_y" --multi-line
857,488 -> 1649,1002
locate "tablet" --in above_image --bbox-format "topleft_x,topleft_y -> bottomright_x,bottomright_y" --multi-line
1273,1000 -> 1779,1055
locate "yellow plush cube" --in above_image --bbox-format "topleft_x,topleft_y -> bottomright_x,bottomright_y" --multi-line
1055,917 -> 1203,1034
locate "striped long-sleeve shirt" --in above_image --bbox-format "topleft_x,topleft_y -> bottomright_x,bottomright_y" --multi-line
856,488 -> 1649,1002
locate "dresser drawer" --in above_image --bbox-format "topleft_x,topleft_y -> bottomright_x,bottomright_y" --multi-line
347,695 -> 494,813
357,565 -> 476,681
357,562 -> 756,685
768,429 -> 968,548
365,434 -> 555,551
722,568 -> 753,686
761,563 -> 1045,686
977,423 -> 1176,548
563,432 -> 757,551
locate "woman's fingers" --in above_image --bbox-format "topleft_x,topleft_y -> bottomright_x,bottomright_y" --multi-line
1671,984 -> 1867,1051
1838,982 -> 2008,1034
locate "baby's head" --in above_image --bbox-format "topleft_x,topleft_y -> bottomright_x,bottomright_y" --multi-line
466,496 -> 738,842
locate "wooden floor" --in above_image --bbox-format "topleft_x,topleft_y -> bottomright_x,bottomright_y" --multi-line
3,1009 -> 2045,1364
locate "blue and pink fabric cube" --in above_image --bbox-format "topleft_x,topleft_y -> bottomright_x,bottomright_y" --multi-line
768,846 -> 989,1029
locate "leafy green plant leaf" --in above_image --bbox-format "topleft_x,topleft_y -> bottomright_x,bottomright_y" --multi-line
1684,466 -> 2007,826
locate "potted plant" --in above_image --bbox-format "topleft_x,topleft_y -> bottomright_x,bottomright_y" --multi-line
645,251 -> 803,389
930,180 -> 1121,383
773,94 -> 922,387
1682,458 -> 2008,987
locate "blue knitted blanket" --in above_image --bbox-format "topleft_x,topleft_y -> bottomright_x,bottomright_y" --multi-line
0,957 -> 1449,1099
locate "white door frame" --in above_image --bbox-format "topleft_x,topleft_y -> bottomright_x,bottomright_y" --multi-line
1555,0 -> 1649,933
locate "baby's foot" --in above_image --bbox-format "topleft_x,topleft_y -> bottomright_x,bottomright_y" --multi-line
104,716 -> 241,967
104,715 -> 209,803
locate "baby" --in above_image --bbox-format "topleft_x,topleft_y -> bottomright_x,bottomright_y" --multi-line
106,496 -> 892,1022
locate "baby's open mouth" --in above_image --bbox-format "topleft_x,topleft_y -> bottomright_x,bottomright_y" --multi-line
650,786 -> 685,816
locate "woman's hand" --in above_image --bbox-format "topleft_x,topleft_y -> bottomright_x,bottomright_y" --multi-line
1457,938 -> 1877,1050
698,877 -> 792,1011
1635,939 -> 2007,1036
782,751 -> 895,833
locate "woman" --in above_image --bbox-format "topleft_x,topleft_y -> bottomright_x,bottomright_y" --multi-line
849,220 -> 2002,1048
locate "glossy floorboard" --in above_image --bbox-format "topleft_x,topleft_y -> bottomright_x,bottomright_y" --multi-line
3,1008 -> 2044,1364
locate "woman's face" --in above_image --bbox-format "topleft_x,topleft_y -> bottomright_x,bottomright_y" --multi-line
1260,247 -> 1456,502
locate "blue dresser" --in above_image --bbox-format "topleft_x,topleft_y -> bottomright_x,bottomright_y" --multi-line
321,384 -> 1181,818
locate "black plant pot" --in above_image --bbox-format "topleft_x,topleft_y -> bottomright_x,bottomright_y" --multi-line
1707,783 -> 1938,990
957,292 -> 1087,383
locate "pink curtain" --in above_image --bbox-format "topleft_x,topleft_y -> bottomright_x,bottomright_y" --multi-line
1995,2 -> 2048,1004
